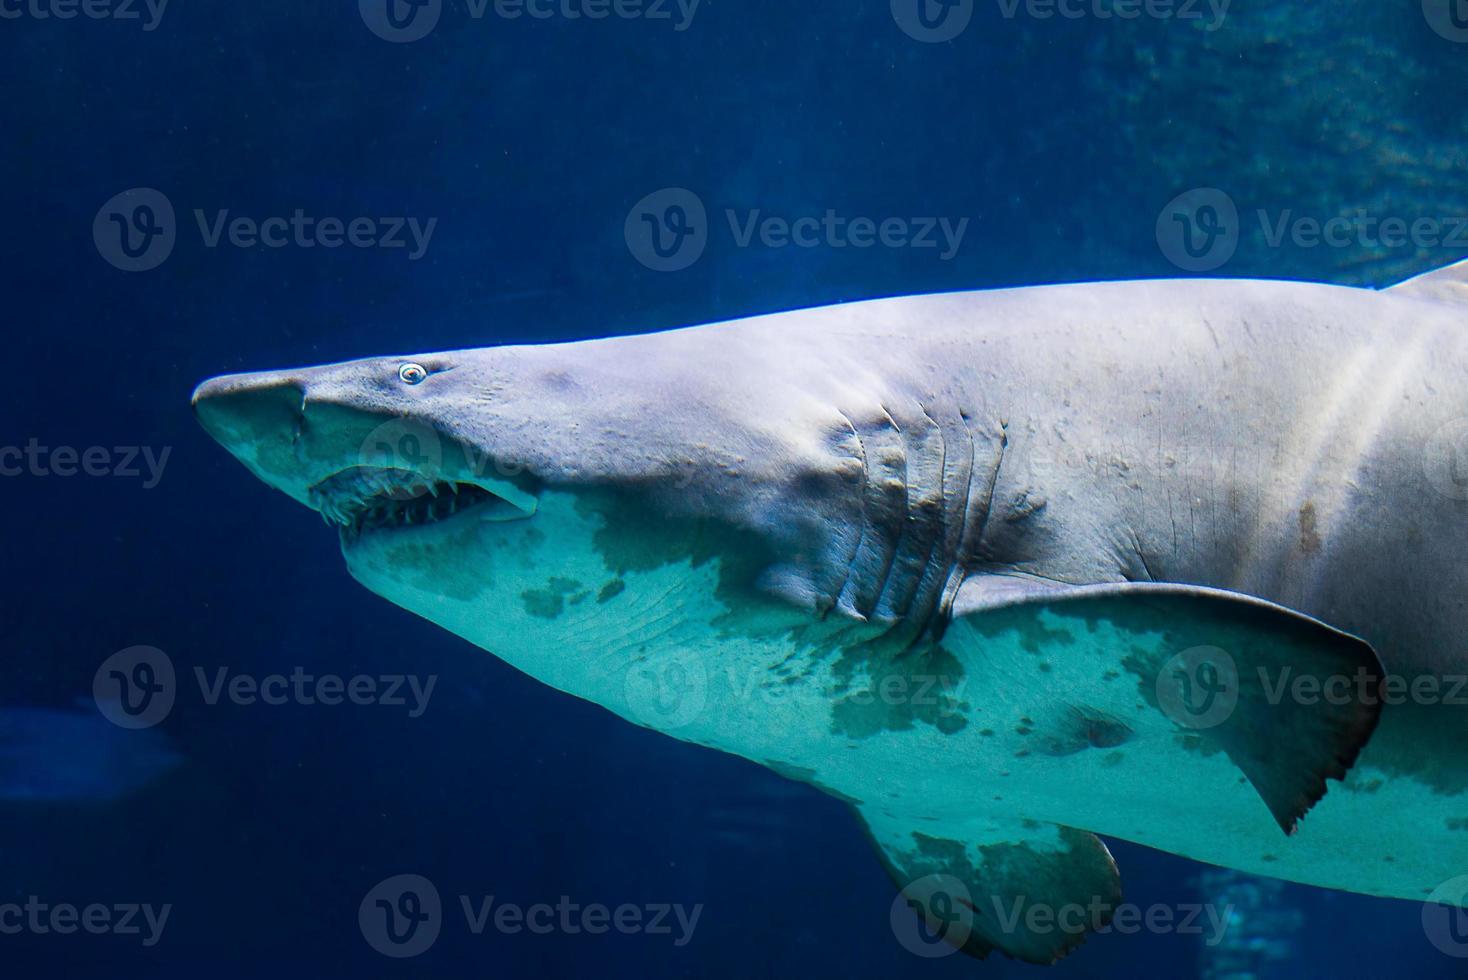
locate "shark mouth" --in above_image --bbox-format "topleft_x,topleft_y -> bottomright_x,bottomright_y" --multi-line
308,466 -> 535,544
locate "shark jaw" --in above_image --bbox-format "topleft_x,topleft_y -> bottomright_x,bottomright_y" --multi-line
307,464 -> 538,549
189,360 -> 543,556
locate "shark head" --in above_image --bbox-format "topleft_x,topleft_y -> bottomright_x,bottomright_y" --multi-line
192,328 -> 905,712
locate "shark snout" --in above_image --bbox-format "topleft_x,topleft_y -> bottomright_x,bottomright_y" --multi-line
192,368 -> 335,507
192,371 -> 307,450
192,359 -> 541,524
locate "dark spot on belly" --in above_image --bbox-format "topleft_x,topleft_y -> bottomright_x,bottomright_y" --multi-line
829,642 -> 969,738
372,524 -> 496,600
1298,501 -> 1322,555
1447,818 -> 1468,832
1351,702 -> 1468,796
597,579 -> 626,603
1029,709 -> 1134,757
520,576 -> 586,619
574,489 -> 775,606
1173,732 -> 1223,758
963,610 -> 1076,655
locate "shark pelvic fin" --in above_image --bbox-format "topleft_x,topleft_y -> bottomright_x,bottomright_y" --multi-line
856,804 -> 1122,964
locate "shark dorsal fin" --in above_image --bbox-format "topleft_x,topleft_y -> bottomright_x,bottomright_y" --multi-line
1387,257 -> 1468,305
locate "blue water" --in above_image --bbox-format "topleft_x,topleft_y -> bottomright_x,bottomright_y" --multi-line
4,1 -> 1468,976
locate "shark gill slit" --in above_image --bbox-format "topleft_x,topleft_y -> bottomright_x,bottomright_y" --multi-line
936,414 -> 1006,631
871,399 -> 950,634
832,406 -> 874,622
837,404 -> 907,622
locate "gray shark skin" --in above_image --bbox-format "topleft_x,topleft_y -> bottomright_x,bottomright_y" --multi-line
195,260 -> 1468,963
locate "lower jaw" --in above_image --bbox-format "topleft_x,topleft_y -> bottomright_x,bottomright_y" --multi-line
338,501 -> 534,550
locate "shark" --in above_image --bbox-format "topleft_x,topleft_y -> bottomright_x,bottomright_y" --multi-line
193,258 -> 1468,963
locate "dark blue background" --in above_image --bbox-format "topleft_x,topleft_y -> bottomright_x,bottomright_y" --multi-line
3,0 -> 1467,976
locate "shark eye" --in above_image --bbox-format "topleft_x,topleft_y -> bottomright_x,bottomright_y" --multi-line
398,363 -> 428,385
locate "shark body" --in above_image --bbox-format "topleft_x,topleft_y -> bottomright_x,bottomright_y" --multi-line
195,262 -> 1468,962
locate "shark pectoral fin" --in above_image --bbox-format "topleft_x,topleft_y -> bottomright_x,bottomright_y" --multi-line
856,805 -> 1122,964
946,577 -> 1386,835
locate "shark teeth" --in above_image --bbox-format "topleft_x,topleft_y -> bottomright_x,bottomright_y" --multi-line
307,466 -> 529,542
